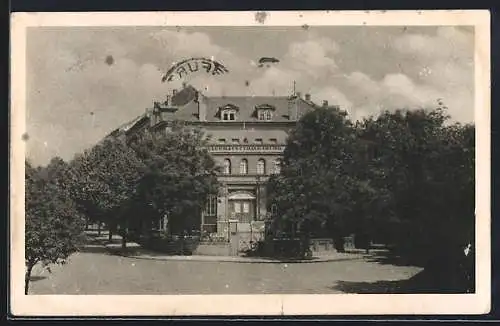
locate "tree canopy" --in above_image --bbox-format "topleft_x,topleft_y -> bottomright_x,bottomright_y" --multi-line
130,124 -> 220,235
268,105 -> 475,274
25,158 -> 85,294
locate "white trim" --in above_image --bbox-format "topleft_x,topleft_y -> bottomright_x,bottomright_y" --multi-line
228,192 -> 256,200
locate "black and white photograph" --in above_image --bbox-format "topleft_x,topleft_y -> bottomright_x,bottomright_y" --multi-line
10,11 -> 490,316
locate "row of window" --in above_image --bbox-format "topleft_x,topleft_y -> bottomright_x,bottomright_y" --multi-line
222,158 -> 280,175
217,137 -> 278,145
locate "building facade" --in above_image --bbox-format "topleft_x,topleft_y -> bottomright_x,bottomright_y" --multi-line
115,84 -> 332,243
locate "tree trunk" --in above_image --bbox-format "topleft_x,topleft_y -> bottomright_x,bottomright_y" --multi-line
108,226 -> 113,242
121,235 -> 127,249
97,222 -> 101,236
121,220 -> 128,250
25,264 -> 34,295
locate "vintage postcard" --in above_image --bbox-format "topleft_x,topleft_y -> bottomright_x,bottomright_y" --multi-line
10,10 -> 490,316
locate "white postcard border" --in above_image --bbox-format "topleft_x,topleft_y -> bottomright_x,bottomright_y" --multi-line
10,10 -> 491,316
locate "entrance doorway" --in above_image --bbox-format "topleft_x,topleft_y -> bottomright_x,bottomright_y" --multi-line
228,192 -> 256,223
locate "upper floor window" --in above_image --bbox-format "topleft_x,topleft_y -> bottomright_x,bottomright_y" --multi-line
239,159 -> 248,175
254,138 -> 263,145
269,138 -> 277,144
223,111 -> 236,121
257,159 -> 266,175
223,159 -> 231,175
272,159 -> 281,175
218,138 -> 226,144
255,104 -> 275,121
258,110 -> 273,121
220,105 -> 239,121
231,138 -> 239,144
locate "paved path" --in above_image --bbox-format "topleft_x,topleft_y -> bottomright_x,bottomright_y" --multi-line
28,238 -> 423,295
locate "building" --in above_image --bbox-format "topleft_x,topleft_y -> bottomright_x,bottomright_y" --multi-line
112,84 -> 336,243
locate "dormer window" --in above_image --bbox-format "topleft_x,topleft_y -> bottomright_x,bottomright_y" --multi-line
219,104 -> 239,121
255,104 -> 275,121
223,111 -> 236,121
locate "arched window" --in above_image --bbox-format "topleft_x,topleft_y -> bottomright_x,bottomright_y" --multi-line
239,159 -> 248,175
223,159 -> 231,175
257,159 -> 266,175
272,159 -> 281,174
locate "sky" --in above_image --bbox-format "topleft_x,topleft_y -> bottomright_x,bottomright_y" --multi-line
26,25 -> 474,166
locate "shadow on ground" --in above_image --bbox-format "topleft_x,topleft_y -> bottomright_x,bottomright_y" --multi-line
362,250 -> 426,267
331,269 -> 472,294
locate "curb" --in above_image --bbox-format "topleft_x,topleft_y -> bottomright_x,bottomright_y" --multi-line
122,253 -> 365,264
101,243 -> 366,264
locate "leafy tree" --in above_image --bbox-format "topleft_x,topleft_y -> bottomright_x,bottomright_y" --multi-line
359,107 -> 475,291
130,124 -> 220,236
25,159 -> 85,294
267,107 -> 378,252
68,137 -> 145,247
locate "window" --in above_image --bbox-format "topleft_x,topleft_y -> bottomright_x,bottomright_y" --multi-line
257,159 -> 266,175
243,202 -> 250,213
257,109 -> 273,121
223,159 -> 231,174
272,160 -> 281,174
218,138 -> 226,144
254,138 -> 263,144
231,138 -> 239,144
222,109 -> 236,121
159,213 -> 168,230
205,195 -> 217,216
269,138 -> 277,144
239,159 -> 248,175
234,202 -> 241,213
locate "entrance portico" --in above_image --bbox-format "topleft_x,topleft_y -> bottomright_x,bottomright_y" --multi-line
228,191 -> 256,223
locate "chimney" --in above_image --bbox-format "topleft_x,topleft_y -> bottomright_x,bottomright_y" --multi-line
172,89 -> 178,96
182,82 -> 187,89
322,100 -> 329,107
166,95 -> 171,105
305,93 -> 311,101
296,91 -> 302,99
197,96 -> 207,122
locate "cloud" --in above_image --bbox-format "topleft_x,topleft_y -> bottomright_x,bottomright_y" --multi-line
340,26 -> 474,122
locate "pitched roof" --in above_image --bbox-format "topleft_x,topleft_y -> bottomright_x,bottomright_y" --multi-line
156,85 -> 318,123
110,85 -> 327,138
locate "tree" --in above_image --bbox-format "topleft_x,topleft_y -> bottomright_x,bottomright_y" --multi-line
267,107 -> 375,252
69,137 -> 145,248
359,107 -> 475,291
130,124 -> 220,236
25,159 -> 85,294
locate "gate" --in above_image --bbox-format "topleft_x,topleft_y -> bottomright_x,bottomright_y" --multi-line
228,220 -> 265,255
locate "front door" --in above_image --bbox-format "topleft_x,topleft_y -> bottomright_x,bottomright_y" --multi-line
230,200 -> 254,223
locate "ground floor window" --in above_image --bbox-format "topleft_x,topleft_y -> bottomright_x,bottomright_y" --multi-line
205,195 -> 217,217
203,195 -> 218,234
